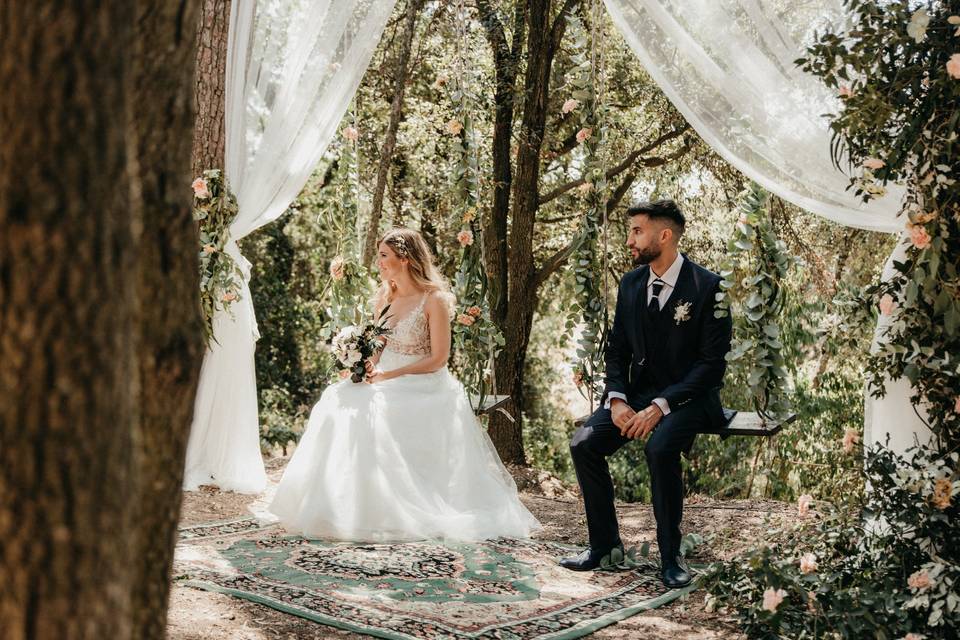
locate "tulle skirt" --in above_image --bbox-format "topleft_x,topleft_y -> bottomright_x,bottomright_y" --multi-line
268,350 -> 541,542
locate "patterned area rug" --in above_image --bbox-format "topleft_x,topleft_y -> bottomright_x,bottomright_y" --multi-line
175,516 -> 694,640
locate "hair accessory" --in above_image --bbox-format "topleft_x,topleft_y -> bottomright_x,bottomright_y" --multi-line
391,234 -> 409,257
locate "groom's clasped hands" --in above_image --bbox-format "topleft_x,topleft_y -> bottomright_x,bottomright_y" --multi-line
610,399 -> 664,440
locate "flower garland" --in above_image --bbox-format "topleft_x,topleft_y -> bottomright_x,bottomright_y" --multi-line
440,0 -> 504,406
798,0 -> 959,447
715,184 -> 794,421
192,169 -> 244,345
566,9 -> 610,408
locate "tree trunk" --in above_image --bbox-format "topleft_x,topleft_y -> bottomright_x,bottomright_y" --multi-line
1,3 -> 137,637
362,0 -> 421,266
128,1 -> 204,638
191,0 -> 231,177
485,0 -> 571,464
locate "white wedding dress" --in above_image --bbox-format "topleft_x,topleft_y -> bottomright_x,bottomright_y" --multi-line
269,294 -> 541,542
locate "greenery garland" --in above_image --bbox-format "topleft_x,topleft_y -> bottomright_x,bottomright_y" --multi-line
442,0 -> 504,406
715,184 -> 794,421
566,10 -> 609,409
192,169 -> 244,345
798,0 -> 959,447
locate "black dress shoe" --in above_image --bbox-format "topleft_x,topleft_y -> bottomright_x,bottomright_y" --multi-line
559,543 -> 625,571
661,556 -> 692,588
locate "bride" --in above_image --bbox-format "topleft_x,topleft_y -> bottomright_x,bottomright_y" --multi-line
269,227 -> 541,542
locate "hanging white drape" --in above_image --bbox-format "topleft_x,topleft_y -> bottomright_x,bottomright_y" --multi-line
184,0 -> 397,492
603,0 -> 929,454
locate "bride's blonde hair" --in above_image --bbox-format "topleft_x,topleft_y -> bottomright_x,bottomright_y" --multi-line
375,228 -> 455,314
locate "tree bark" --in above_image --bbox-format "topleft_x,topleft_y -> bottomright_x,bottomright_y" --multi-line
362,0 -> 422,266
128,1 -> 204,638
0,3 -> 160,637
191,0 -> 231,177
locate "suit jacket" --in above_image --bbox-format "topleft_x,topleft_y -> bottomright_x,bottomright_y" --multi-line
601,255 -> 733,429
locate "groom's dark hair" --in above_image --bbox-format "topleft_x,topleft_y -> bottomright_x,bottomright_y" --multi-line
626,199 -> 686,238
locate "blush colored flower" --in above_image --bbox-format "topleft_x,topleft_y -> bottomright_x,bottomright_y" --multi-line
433,73 -> 449,89
879,293 -> 896,316
798,494 -> 813,518
947,53 -> 960,80
839,84 -> 853,99
576,127 -> 593,143
466,306 -> 482,317
342,125 -> 359,142
221,291 -> 237,303
572,370 -> 584,387
456,229 -> 474,247
203,244 -> 217,255
863,157 -> 885,170
932,478 -> 954,510
338,369 -> 351,379
461,207 -> 477,223
191,177 -> 210,199
842,428 -> 859,454
907,9 -> 930,43
577,182 -> 594,195
561,98 -> 580,114
456,314 -> 475,326
799,553 -> 818,574
955,396 -> 960,413
902,633 -> 925,640
761,587 -> 786,613
446,119 -> 463,136
329,256 -> 345,281
908,570 -> 932,591
908,224 -> 931,250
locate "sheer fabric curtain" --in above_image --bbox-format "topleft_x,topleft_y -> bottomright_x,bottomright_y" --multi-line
184,0 -> 397,492
603,0 -> 929,454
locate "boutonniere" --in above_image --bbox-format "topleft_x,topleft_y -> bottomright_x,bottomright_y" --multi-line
673,301 -> 692,325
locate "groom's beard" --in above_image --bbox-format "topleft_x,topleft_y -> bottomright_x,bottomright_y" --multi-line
632,244 -> 661,267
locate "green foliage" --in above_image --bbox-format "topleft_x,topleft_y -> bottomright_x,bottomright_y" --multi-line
701,444 -> 960,639
192,169 -> 244,345
716,184 -> 794,421
799,0 -> 960,447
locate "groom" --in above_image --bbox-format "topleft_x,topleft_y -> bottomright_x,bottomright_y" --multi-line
561,199 -> 732,587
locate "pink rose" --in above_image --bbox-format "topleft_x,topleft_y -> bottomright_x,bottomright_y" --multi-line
799,553 -> 818,574
221,291 -> 237,303
342,126 -> 359,142
561,98 -> 580,114
839,84 -> 853,98
191,177 -> 210,199
575,127 -> 593,143
879,293 -> 896,316
456,314 -> 475,326
761,587 -> 786,612
907,570 -> 932,591
466,306 -> 482,317
863,157 -> 885,170
932,478 -> 953,510
446,119 -> 463,136
798,494 -> 813,517
947,53 -> 960,80
329,256 -> 345,281
903,634 -> 925,640
955,395 -> 960,413
908,224 -> 931,250
572,370 -> 584,387
842,428 -> 859,454
203,244 -> 217,255
456,229 -> 474,247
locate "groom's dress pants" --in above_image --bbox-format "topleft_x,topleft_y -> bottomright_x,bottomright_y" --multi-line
570,396 -> 708,563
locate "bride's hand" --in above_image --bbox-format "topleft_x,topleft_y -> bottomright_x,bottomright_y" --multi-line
366,368 -> 393,384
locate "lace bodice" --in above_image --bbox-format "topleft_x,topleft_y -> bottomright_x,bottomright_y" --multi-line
383,294 -> 431,356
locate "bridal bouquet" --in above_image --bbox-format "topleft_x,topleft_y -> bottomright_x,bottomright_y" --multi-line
331,307 -> 391,383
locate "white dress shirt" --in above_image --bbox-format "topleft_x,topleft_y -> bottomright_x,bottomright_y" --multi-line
605,253 -> 685,415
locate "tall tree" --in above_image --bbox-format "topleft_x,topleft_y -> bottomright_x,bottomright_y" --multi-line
362,0 -> 424,266
128,1 -> 205,638
191,0 -> 231,176
475,0 -> 692,462
0,1 -> 200,637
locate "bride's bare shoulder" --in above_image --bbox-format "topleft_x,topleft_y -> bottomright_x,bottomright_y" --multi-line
424,289 -> 455,318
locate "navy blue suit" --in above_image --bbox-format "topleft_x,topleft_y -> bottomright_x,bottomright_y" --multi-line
570,256 -> 732,562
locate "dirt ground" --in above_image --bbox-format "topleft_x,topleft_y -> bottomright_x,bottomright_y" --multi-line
170,458 -> 793,640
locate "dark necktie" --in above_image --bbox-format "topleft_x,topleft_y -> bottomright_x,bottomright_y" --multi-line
649,278 -> 665,313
